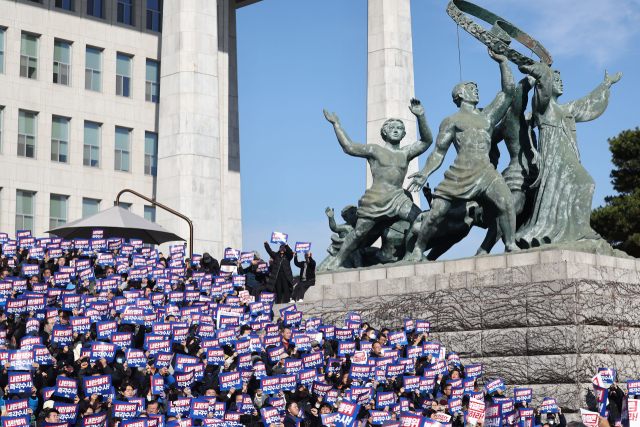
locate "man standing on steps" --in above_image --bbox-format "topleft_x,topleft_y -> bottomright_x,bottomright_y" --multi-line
264,241 -> 294,304
292,251 -> 315,303
405,48 -> 518,261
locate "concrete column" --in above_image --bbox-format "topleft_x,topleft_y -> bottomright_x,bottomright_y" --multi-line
367,0 -> 420,206
156,0 -> 223,256
218,0 -> 243,251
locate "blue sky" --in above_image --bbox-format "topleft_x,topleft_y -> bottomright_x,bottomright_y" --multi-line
236,0 -> 640,262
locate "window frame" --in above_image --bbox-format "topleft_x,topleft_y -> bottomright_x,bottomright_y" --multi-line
117,0 -> 134,26
20,32 -> 39,80
146,0 -> 163,32
82,198 -> 100,218
18,110 -> 37,159
87,0 -> 104,18
51,116 -> 69,164
85,46 -> 102,92
116,54 -> 132,98
53,39 -> 72,86
16,190 -> 35,234
145,60 -> 160,103
55,0 -> 74,12
114,126 -> 131,172
49,194 -> 68,229
144,131 -> 158,176
83,121 -> 101,168
0,28 -> 5,74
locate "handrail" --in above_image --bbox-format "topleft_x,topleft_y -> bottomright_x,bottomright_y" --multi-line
116,189 -> 193,259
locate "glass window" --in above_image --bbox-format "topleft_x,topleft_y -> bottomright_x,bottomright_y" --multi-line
144,132 -> 158,176
0,107 -> 3,154
16,190 -> 35,234
145,60 -> 160,103
117,0 -> 133,25
0,28 -> 5,74
18,110 -> 37,158
85,47 -> 102,92
55,0 -> 73,11
147,0 -> 162,32
83,122 -> 100,167
51,116 -> 69,163
115,127 -> 131,172
115,201 -> 131,211
87,0 -> 103,18
144,206 -> 156,222
53,40 -> 71,86
82,198 -> 100,218
116,54 -> 132,97
49,194 -> 68,229
20,33 -> 38,80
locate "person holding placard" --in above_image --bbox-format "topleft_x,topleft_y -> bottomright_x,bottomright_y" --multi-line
292,251 -> 316,303
263,241 -> 294,304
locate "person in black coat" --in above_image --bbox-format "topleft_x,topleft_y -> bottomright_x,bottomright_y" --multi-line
263,242 -> 294,304
292,252 -> 316,303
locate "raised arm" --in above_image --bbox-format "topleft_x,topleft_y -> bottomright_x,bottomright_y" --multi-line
406,119 -> 455,193
482,49 -> 515,128
519,61 -> 553,116
324,110 -> 375,159
403,98 -> 434,160
564,70 -> 622,123
263,242 -> 276,259
325,207 -> 350,235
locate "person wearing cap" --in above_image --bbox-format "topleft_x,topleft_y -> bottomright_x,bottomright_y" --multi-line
198,252 -> 220,275
292,251 -> 316,303
263,241 -> 294,304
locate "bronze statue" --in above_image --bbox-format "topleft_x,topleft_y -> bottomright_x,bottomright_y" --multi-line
322,99 -> 433,270
515,62 -> 622,247
405,48 -> 519,262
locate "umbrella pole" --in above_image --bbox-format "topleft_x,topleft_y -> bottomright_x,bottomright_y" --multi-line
116,189 -> 194,259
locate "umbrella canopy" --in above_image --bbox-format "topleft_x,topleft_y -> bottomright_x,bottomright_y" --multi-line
46,206 -> 185,245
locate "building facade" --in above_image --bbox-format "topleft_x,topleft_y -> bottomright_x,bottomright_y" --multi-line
0,0 -> 252,256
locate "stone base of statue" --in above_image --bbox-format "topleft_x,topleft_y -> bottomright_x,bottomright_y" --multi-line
293,246 -> 640,417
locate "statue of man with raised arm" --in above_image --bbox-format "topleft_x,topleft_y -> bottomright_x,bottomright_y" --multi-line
405,48 -> 518,261
322,99 -> 433,270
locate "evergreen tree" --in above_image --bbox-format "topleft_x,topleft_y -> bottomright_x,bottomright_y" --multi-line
591,127 -> 640,257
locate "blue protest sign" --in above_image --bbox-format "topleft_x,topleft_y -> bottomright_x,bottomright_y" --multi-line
8,372 -> 33,393
84,375 -> 111,396
54,376 -> 77,398
219,371 -> 241,391
295,242 -> 311,253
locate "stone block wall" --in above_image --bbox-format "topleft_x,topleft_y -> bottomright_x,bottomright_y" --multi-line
294,250 -> 640,414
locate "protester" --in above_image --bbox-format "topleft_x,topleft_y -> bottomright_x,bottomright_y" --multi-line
0,229 -> 624,427
292,251 -> 316,303
263,241 -> 294,304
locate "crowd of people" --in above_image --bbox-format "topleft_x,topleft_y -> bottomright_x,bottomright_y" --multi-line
0,232 -> 629,427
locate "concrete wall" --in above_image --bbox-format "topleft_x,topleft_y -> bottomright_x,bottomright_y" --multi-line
294,250 -> 640,414
0,0 -> 161,237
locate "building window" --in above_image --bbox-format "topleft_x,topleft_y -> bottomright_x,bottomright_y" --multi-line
144,205 -> 156,222
115,127 -> 131,172
87,0 -> 103,18
115,201 -> 131,211
116,54 -> 132,98
82,198 -> 100,217
0,108 -> 3,153
85,47 -> 102,92
49,194 -> 68,229
16,190 -> 35,234
18,110 -> 37,158
145,60 -> 160,103
55,0 -> 73,11
83,122 -> 100,167
144,132 -> 158,176
51,117 -> 69,163
53,40 -> 71,86
0,28 -> 5,74
20,33 -> 39,80
147,0 -> 162,32
117,0 -> 133,25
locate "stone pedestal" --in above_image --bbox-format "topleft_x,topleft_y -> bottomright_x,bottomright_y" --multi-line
296,250 -> 640,415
